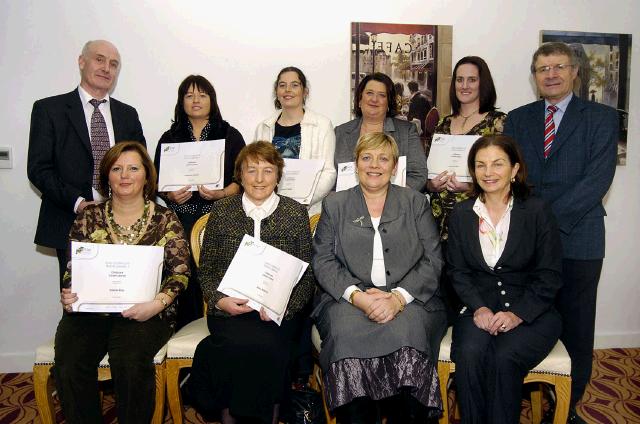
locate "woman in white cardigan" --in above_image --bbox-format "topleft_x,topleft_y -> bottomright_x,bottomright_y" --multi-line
254,66 -> 336,215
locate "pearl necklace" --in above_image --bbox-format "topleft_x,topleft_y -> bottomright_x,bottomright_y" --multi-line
106,200 -> 150,245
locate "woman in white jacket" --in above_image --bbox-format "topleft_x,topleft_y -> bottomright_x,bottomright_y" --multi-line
254,66 -> 336,215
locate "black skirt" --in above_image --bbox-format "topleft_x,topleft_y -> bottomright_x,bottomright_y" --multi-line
189,311 -> 301,422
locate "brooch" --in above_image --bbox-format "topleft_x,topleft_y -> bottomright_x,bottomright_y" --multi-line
352,216 -> 365,226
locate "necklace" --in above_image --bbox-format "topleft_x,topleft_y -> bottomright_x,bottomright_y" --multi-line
106,199 -> 151,245
460,109 -> 479,130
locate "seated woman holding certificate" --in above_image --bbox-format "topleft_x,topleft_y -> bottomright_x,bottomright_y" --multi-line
334,72 -> 428,192
154,74 -> 245,329
254,66 -> 336,215
188,141 -> 316,424
56,142 -> 191,423
446,135 -> 562,424
313,132 -> 447,423
427,56 -> 505,324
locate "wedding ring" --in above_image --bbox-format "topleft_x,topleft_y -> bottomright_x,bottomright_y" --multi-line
501,324 -> 507,330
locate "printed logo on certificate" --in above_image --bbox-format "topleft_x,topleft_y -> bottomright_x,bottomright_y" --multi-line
158,139 -> 225,191
70,242 -> 164,313
217,234 -> 308,325
427,134 -> 480,183
278,158 -> 324,204
336,156 -> 407,191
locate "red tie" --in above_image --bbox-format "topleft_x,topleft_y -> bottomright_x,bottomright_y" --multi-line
544,105 -> 558,159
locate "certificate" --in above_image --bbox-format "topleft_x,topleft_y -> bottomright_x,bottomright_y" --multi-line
158,139 -> 225,191
70,242 -> 164,313
217,234 -> 308,325
278,158 -> 324,204
335,156 -> 407,192
427,134 -> 480,183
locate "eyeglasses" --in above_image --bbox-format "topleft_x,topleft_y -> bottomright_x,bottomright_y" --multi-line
535,64 -> 574,74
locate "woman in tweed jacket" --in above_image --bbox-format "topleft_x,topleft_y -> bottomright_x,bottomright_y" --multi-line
188,141 -> 315,424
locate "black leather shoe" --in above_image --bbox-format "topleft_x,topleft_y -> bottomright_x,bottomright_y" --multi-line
567,408 -> 588,424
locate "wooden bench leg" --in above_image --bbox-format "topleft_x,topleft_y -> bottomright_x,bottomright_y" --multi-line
531,383 -> 543,424
152,363 -> 166,424
33,364 -> 56,424
553,376 -> 571,424
437,361 -> 451,424
166,361 -> 184,424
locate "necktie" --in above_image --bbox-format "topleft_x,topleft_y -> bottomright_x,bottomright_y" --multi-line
544,105 -> 558,159
89,99 -> 110,189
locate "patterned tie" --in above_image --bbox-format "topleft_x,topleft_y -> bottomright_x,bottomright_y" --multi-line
89,99 -> 110,189
544,105 -> 558,159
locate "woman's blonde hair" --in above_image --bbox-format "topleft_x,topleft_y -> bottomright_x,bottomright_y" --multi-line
353,132 -> 399,165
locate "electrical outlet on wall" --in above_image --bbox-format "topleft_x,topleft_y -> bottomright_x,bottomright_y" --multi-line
0,146 -> 12,169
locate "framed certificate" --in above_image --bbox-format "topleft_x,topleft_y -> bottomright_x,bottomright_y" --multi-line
70,242 -> 164,313
217,234 -> 308,325
427,134 -> 480,182
158,139 -> 226,191
335,156 -> 407,192
278,158 -> 324,204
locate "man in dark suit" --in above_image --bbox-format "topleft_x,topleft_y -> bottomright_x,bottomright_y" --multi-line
406,80 -> 431,134
27,40 -> 146,287
504,42 -> 618,424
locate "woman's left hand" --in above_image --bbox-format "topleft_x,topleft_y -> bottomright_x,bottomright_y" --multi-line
60,288 -> 78,312
258,307 -> 272,322
488,311 -> 523,335
445,173 -> 472,192
366,288 -> 401,324
122,300 -> 164,322
198,185 -> 225,201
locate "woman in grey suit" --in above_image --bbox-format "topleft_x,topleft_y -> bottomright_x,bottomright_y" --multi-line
334,73 -> 428,192
447,135 -> 563,424
313,132 -> 446,423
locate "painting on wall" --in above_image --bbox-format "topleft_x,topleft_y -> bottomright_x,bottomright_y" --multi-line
351,22 -> 453,142
541,30 -> 632,165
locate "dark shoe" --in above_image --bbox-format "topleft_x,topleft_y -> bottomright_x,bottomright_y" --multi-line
567,408 -> 588,424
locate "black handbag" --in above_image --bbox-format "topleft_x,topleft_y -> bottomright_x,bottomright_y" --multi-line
281,386 -> 324,424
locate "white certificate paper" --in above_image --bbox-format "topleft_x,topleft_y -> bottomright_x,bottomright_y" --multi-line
70,242 -> 164,313
278,158 -> 324,204
217,234 -> 308,325
158,139 -> 225,191
427,134 -> 480,183
335,156 -> 407,192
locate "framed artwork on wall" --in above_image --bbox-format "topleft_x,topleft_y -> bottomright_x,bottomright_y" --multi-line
350,22 -> 453,141
541,30 -> 632,165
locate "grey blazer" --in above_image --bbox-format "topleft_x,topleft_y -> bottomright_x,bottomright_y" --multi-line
312,184 -> 443,310
334,117 -> 428,192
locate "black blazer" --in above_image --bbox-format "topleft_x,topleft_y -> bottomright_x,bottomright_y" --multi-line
27,89 -> 145,249
446,196 -> 563,323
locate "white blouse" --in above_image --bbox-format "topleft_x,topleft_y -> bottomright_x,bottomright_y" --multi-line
241,191 -> 280,241
473,197 -> 514,269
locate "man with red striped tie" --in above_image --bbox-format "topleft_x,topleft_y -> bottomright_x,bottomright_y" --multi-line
504,42 -> 618,424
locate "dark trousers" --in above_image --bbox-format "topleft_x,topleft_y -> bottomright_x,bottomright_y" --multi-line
556,258 -> 603,407
53,313 -> 171,424
451,309 -> 561,424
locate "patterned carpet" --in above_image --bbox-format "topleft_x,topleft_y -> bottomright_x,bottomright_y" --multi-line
1,348 -> 638,423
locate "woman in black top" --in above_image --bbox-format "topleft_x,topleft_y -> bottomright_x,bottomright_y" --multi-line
154,75 -> 245,329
